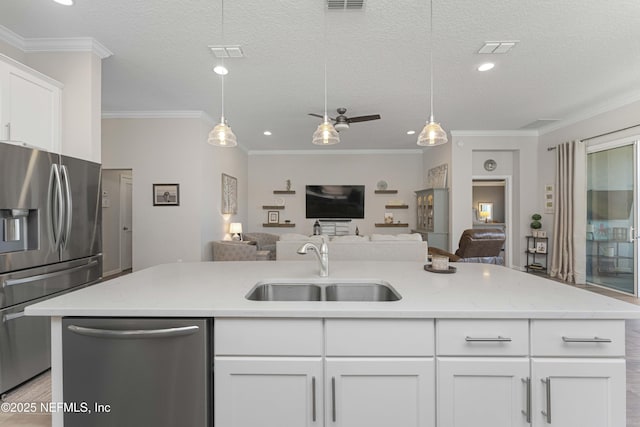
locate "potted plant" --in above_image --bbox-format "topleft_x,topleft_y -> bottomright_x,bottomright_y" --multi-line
530,213 -> 542,237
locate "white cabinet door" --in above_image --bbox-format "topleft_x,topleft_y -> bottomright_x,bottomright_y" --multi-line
437,357 -> 530,427
326,357 -> 435,427
0,56 -> 61,152
531,358 -> 626,427
215,357 -> 323,427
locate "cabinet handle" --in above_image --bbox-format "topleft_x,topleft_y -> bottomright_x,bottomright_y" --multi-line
541,377 -> 551,423
332,376 -> 336,422
521,377 -> 531,423
465,336 -> 512,342
561,336 -> 612,343
311,376 -> 316,422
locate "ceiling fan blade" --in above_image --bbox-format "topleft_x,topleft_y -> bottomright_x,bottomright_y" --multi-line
308,113 -> 336,121
347,114 -> 381,123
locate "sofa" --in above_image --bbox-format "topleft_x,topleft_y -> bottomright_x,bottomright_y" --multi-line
243,232 -> 279,260
276,233 -> 428,262
428,228 -> 505,265
212,241 -> 257,261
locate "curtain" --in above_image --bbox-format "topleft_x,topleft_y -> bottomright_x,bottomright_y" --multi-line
550,140 -> 586,282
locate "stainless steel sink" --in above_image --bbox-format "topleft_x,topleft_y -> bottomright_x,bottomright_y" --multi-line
246,281 -> 400,302
245,283 -> 322,301
325,283 -> 401,302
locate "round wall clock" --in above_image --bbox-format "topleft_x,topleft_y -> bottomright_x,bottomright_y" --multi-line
484,159 -> 497,171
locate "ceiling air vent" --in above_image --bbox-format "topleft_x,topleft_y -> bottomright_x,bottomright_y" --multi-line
327,0 -> 365,10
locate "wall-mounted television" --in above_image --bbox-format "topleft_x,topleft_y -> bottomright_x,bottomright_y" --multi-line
306,185 -> 365,219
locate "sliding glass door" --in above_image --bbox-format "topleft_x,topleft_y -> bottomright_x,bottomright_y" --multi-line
586,141 -> 638,295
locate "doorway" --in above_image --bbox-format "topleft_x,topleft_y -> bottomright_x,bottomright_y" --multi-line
472,178 -> 512,267
102,169 -> 133,277
586,140 -> 637,296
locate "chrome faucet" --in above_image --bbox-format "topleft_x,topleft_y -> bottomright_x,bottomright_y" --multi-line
297,241 -> 329,277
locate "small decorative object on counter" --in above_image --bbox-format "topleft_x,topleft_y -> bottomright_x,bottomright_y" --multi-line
313,220 -> 321,235
355,226 -> 360,236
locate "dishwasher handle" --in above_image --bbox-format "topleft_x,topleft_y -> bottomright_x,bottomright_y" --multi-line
67,324 -> 200,339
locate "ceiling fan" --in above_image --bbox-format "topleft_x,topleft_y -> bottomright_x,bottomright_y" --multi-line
308,107 -> 381,131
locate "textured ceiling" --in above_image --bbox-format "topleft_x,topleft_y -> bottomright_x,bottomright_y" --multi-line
1,0 -> 640,151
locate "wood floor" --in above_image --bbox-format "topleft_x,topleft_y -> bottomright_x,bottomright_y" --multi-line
1,280 -> 640,426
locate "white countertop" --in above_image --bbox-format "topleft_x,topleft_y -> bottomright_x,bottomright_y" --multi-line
25,261 -> 640,319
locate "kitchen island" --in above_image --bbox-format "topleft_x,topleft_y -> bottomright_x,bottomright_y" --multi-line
27,261 -> 640,427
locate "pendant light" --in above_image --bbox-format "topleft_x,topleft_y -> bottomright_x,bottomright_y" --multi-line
417,0 -> 448,147
208,0 -> 237,147
312,6 -> 339,146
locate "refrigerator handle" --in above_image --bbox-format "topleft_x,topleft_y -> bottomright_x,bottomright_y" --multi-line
47,164 -> 64,249
60,165 -> 73,249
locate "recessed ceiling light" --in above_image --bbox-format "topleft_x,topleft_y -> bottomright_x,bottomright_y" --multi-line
53,0 -> 74,5
213,65 -> 228,75
478,63 -> 495,72
407,130 -> 416,135
263,131 -> 272,136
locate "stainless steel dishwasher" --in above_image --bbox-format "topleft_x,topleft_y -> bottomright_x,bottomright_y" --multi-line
62,318 -> 211,427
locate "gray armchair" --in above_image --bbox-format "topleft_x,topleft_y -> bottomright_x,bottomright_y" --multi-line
212,241 -> 257,261
243,232 -> 279,260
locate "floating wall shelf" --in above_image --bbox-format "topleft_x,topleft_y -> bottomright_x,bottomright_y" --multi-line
262,223 -> 296,228
262,205 -> 285,210
374,223 -> 409,228
385,204 -> 409,209
374,190 -> 398,194
273,190 -> 296,195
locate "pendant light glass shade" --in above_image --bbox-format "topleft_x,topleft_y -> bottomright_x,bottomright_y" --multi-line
417,117 -> 448,146
312,119 -> 340,145
418,0 -> 448,147
208,119 -> 237,147
208,0 -> 237,148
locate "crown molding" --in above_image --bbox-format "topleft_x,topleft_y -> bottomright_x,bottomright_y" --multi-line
102,110 -> 209,119
248,149 -> 423,155
0,25 -> 112,59
450,130 -> 539,137
0,26 -> 25,50
537,90 -> 640,136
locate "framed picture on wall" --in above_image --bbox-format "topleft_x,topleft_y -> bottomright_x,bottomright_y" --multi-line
268,211 -> 279,224
153,184 -> 180,206
221,173 -> 238,214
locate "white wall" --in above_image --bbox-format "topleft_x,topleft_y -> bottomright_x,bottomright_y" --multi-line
450,133 -> 538,269
26,52 -> 102,162
102,117 -> 248,271
247,151 -> 423,237
0,40 -> 25,63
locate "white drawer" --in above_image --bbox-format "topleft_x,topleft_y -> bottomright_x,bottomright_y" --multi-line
436,319 -> 529,356
326,319 -> 434,356
531,320 -> 625,357
214,318 -> 322,356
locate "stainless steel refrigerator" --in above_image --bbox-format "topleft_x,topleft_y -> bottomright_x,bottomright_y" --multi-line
0,142 -> 102,394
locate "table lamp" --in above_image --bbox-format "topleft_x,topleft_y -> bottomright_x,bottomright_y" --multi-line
229,223 -> 243,241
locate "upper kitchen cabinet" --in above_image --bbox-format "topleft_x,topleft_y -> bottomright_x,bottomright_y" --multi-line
0,54 -> 62,153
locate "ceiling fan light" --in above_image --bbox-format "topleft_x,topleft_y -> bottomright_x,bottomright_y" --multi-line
312,121 -> 340,145
208,121 -> 237,147
334,122 -> 349,131
417,120 -> 448,146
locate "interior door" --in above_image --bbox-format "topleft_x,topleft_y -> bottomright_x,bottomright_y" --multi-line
120,175 -> 132,271
586,141 -> 637,295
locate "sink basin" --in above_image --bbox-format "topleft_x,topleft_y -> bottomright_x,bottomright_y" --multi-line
246,283 -> 322,301
246,281 -> 401,302
325,283 -> 401,302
